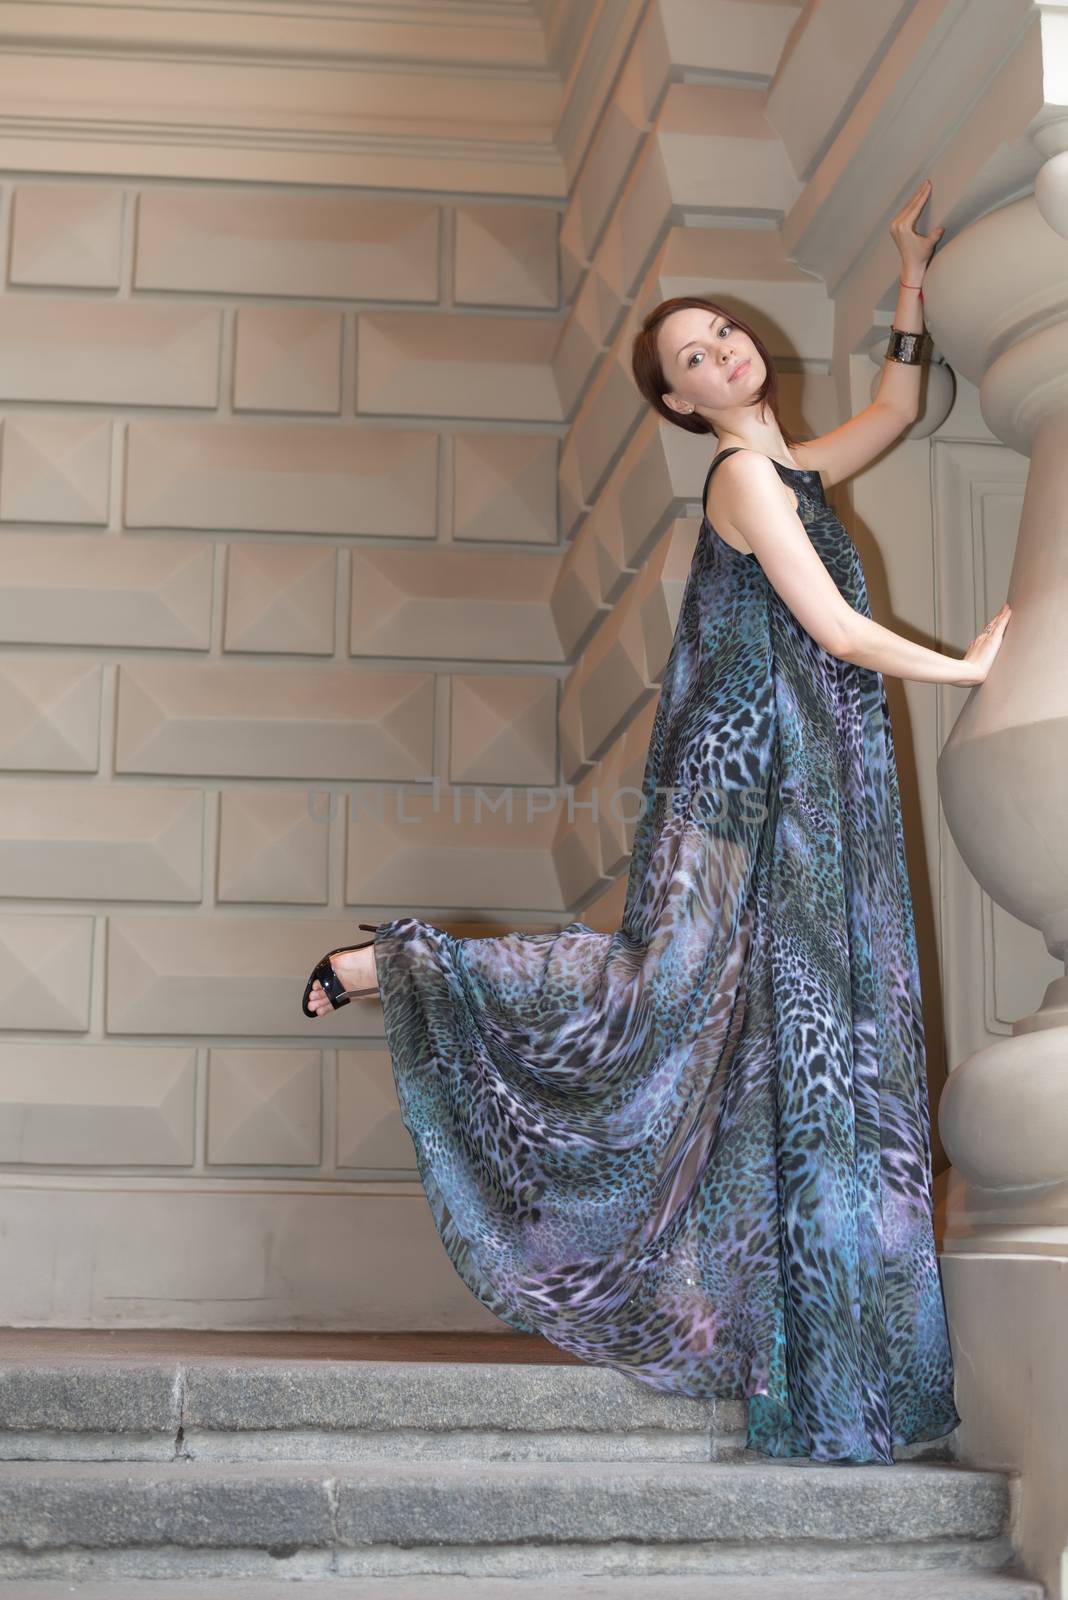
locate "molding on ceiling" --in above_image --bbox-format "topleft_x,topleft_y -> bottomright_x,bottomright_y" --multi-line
0,124 -> 568,198
0,0 -> 802,201
0,0 -> 622,195
0,1 -> 554,68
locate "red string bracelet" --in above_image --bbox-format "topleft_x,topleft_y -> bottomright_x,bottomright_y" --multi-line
900,278 -> 924,300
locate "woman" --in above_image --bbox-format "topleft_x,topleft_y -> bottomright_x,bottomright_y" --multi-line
301,178 -> 1010,1464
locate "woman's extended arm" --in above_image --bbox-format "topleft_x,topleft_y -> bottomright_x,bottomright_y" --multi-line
793,179 -> 945,487
874,176 -> 942,417
717,450 -> 1009,688
837,604 -> 1008,686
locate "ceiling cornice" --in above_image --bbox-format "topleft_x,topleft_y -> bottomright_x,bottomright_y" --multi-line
0,0 -> 594,194
0,0 -> 649,197
0,0 -> 559,72
0,0 -> 553,69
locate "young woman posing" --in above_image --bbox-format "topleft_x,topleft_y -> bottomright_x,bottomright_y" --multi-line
299,178 -> 1008,1465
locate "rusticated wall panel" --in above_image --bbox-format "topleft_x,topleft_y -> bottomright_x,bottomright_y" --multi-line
0,171 -> 565,1243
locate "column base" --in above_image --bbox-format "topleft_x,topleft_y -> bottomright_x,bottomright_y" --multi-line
941,1248 -> 1068,1599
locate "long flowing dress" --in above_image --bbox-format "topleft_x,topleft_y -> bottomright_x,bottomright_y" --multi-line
369,445 -> 961,1465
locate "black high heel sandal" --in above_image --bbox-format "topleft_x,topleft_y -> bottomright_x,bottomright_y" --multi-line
301,924 -> 381,1017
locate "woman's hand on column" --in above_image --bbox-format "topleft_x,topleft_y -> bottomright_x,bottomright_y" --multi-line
890,176 -> 945,281
954,603 -> 1012,686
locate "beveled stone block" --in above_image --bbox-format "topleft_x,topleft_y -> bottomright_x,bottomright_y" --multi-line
115,661 -> 434,780
589,480 -> 632,600
558,437 -> 587,542
588,216 -> 628,324
611,142 -> 671,303
589,729 -> 631,879
578,601 -> 650,769
223,542 -> 335,656
233,307 -> 343,414
616,412 -> 708,568
135,189 -> 440,302
9,183 -> 123,289
551,762 -> 606,907
0,1183 -> 499,1327
0,784 -> 202,901
578,517 -> 699,763
603,717 -> 650,877
356,312 -> 563,421
217,788 -> 330,904
638,516 -> 702,681
0,415 -> 111,524
557,512 -> 696,787
106,916 -> 387,1037
618,694 -> 658,853
558,653 -> 589,784
350,547 -> 564,662
616,83 -> 800,297
0,658 -> 100,772
344,785 -> 562,912
614,1 -> 672,133
0,914 -> 92,1032
207,1049 -> 321,1166
553,545 -> 603,667
567,325 -> 646,511
126,421 -> 438,538
659,0 -> 796,78
449,674 -> 557,785
454,203 -> 559,308
559,215 -> 587,308
452,432 -> 557,544
554,269 -> 612,419
551,479 -> 629,659
0,533 -> 212,650
0,1043 -> 195,1165
0,300 -> 220,407
564,95 -> 646,271
336,1048 -> 417,1170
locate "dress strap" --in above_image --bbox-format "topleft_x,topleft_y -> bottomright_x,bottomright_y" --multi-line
701,447 -> 746,509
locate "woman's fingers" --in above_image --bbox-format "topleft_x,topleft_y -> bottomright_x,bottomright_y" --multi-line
903,178 -> 931,220
891,178 -> 937,250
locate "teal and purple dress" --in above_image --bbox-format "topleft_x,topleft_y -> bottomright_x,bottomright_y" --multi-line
369,445 -> 961,1465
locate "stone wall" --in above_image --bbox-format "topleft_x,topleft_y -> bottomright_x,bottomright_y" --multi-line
0,170 -> 572,1323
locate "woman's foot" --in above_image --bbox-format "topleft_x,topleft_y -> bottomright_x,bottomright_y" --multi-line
305,943 -> 379,1017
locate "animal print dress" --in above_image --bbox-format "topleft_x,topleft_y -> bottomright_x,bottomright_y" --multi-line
369,445 -> 961,1465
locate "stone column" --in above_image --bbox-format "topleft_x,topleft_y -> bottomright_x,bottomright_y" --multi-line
922,175 -> 1068,1598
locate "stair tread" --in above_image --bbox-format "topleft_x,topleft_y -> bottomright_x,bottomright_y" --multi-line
0,1454 -> 1012,1550
0,1455 -> 1007,1482
0,1575 -> 1045,1598
0,1354 -> 747,1433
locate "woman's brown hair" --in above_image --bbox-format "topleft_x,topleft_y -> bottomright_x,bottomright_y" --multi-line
631,295 -> 798,449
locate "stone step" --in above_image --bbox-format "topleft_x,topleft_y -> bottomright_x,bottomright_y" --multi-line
0,1457 -> 1019,1583
0,1575 -> 1045,1599
0,1354 -> 955,1464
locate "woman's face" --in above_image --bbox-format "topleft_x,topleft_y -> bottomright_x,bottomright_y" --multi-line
657,307 -> 764,419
